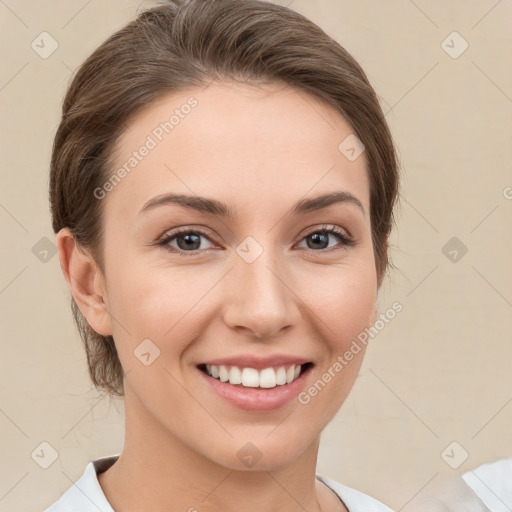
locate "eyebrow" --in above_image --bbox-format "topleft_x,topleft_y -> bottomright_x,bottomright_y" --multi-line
139,191 -> 365,217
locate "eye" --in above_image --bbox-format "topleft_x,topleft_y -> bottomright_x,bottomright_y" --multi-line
157,224 -> 355,256
296,225 -> 355,252
158,228 -> 216,255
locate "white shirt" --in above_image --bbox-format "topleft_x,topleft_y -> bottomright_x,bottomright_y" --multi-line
462,457 -> 512,512
43,454 -> 393,512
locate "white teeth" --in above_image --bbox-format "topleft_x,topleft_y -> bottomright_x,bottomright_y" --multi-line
276,366 -> 287,385
286,365 -> 295,384
229,366 -> 242,384
259,368 -> 277,388
218,365 -> 229,382
204,363 -> 306,388
241,368 -> 259,387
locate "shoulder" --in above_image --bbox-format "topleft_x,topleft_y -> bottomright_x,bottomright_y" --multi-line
43,455 -> 119,512
316,474 -> 394,512
461,456 -> 512,511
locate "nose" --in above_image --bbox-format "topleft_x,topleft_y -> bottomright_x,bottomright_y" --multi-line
222,248 -> 301,340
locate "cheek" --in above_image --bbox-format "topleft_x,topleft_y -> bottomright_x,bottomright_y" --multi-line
336,275 -> 376,331
104,255 -> 215,359
103,261 -> 241,408
294,263 -> 376,420
301,260 -> 377,349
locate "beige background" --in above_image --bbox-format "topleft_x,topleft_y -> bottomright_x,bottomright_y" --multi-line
1,1 -> 511,510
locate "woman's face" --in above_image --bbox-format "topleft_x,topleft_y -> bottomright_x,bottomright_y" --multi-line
95,81 -> 377,470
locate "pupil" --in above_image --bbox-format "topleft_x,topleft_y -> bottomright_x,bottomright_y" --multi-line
309,232 -> 328,249
178,233 -> 200,250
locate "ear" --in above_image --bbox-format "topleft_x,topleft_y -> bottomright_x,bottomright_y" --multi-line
56,228 -> 113,336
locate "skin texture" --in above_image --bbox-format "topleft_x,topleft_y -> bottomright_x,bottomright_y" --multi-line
57,81 -> 379,512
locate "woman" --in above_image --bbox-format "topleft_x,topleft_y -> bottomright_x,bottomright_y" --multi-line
44,0 -> 399,510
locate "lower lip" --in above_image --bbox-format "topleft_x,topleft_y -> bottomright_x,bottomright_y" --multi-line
197,366 -> 313,412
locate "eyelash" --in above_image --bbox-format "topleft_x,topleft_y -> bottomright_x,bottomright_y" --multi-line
157,224 -> 355,257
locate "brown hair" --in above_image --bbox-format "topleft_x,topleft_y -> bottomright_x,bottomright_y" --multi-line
49,0 -> 400,397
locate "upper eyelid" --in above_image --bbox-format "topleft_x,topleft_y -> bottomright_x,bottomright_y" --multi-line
159,225 -> 216,242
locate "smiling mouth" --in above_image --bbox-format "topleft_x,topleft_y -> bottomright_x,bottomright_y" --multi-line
197,362 -> 314,389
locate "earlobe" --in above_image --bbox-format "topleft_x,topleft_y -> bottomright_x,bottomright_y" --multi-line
56,228 -> 113,336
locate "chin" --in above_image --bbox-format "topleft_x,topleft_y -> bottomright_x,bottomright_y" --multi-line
204,430 -> 317,472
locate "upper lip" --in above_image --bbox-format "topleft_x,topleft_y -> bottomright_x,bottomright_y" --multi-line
199,354 -> 312,371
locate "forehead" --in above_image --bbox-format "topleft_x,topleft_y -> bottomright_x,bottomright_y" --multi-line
105,81 -> 369,220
